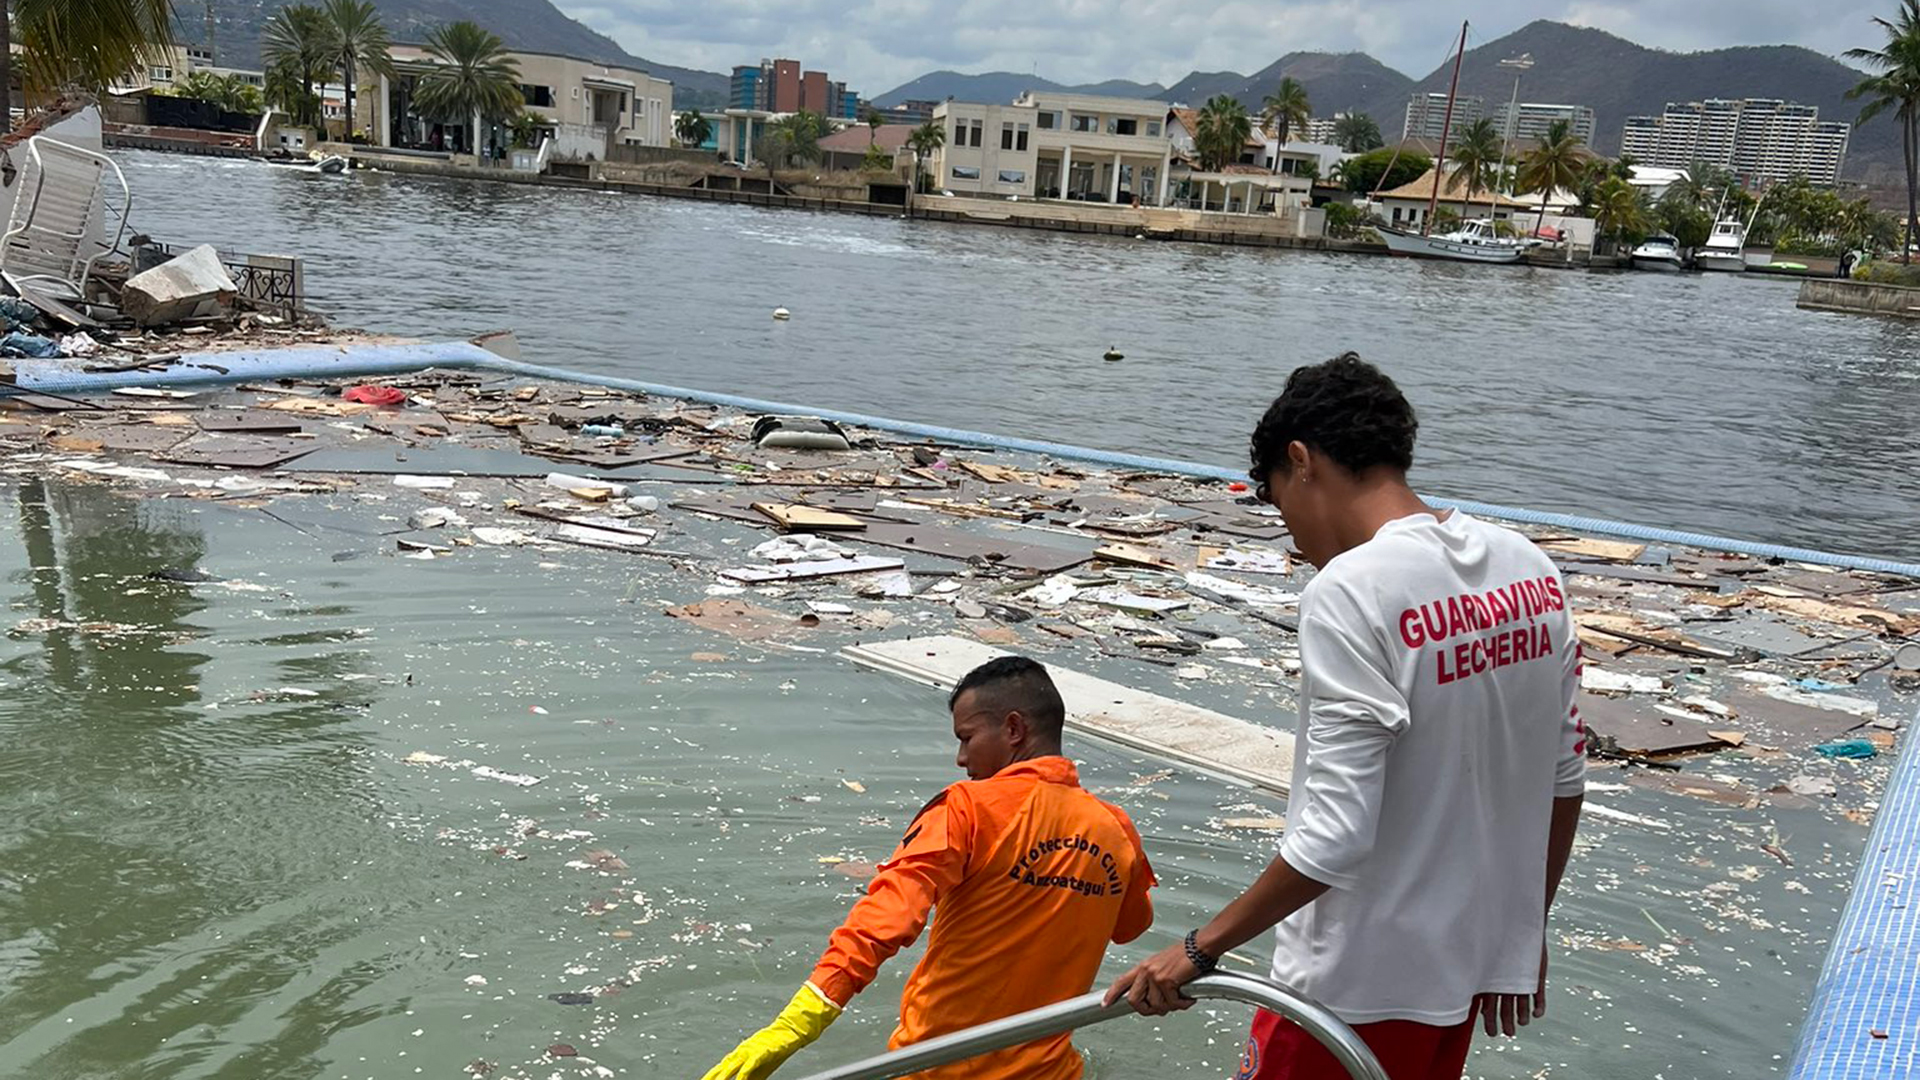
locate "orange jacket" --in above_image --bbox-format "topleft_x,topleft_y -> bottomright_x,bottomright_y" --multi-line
809,756 -> 1155,1080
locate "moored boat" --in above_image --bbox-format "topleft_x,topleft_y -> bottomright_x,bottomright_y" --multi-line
1696,218 -> 1747,272
1630,233 -> 1686,272
1377,220 -> 1532,264
262,153 -> 349,175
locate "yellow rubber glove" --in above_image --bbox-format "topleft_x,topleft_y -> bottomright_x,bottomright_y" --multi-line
700,983 -> 842,1080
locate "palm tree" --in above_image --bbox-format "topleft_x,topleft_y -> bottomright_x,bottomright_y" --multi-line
786,110 -> 826,165
262,4 -> 337,128
1592,176 -> 1648,248
1331,112 -> 1384,152
1516,118 -> 1584,236
1848,1 -> 1920,263
262,62 -> 308,121
1260,77 -> 1311,170
905,120 -> 944,192
759,110 -> 825,176
1195,94 -> 1252,172
414,19 -> 522,158
173,68 -> 263,113
674,110 -> 711,148
322,0 -> 393,143
11,0 -> 176,105
1446,117 -> 1503,215
864,103 -> 883,145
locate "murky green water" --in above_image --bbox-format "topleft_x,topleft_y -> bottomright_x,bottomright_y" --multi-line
0,476 -> 1891,1079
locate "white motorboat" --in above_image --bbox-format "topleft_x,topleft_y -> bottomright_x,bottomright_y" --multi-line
1630,233 -> 1686,272
1377,219 -> 1532,264
262,153 -> 349,175
1696,218 -> 1748,273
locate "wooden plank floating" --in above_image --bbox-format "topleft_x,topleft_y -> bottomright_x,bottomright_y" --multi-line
752,502 -> 868,532
844,635 -> 1295,797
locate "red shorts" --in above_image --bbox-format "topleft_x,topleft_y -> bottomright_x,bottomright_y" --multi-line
1234,1008 -> 1474,1080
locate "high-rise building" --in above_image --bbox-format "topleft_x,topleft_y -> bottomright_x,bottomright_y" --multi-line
771,59 -> 801,113
1618,99 -> 1850,185
1403,92 -> 1484,142
1497,103 -> 1595,146
728,58 -> 859,119
729,64 -> 763,111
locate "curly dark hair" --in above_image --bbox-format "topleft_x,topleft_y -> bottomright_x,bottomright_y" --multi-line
1248,352 -> 1417,498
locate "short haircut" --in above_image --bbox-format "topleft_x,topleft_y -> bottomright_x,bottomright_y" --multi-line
948,656 -> 1066,744
1248,352 -> 1418,491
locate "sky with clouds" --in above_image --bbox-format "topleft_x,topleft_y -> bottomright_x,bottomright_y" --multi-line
558,0 -> 1893,95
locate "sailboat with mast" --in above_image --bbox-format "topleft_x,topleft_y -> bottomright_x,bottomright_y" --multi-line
1375,20 -> 1536,264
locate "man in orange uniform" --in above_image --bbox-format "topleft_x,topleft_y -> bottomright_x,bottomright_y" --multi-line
701,655 -> 1156,1080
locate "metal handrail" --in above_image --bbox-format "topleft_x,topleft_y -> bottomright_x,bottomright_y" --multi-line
789,970 -> 1390,1080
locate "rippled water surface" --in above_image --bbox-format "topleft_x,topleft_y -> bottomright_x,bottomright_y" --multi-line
117,152 -> 1920,562
0,150 -> 1903,1080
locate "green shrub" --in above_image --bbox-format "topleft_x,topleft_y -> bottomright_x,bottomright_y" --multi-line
1853,260 -> 1920,286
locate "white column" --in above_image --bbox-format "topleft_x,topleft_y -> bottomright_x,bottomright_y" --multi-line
378,73 -> 392,148
1110,152 -> 1122,202
1158,146 -> 1171,206
1060,144 -> 1072,198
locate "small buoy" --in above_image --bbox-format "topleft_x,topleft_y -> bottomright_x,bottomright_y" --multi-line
772,307 -> 791,320
1103,347 -> 1124,362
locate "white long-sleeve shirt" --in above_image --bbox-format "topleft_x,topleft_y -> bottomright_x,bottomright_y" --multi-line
1272,511 -> 1585,1025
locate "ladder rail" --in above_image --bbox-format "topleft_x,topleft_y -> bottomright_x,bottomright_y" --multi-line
789,970 -> 1389,1080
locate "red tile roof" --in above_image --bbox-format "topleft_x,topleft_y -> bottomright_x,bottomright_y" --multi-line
818,124 -> 913,154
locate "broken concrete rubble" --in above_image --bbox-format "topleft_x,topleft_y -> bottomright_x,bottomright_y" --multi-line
120,244 -> 239,327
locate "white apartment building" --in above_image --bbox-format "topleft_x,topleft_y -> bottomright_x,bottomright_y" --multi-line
1498,102 -> 1594,146
933,91 -> 1172,204
1619,98 -> 1850,186
1404,91 -> 1484,142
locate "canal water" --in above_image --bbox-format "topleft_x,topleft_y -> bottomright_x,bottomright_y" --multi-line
0,479 -> 1875,1080
0,150 -> 1901,1079
115,152 -> 1920,564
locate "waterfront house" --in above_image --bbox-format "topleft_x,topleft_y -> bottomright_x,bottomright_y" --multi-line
1160,109 -> 1314,215
817,123 -> 913,173
933,91 -> 1173,204
1367,167 -> 1535,231
930,98 -> 1038,199
366,46 -> 672,159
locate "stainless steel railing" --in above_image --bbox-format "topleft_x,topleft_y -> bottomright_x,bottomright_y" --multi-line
789,970 -> 1390,1080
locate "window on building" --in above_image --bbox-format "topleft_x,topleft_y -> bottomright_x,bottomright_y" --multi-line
1002,122 -> 1014,150
1146,120 -> 1161,137
1037,111 -> 1059,130
522,84 -> 555,108
1016,123 -> 1029,151
969,119 -> 983,147
1108,117 -> 1138,136
951,165 -> 981,180
1071,114 -> 1098,132
150,66 -> 173,82
998,170 -> 1026,184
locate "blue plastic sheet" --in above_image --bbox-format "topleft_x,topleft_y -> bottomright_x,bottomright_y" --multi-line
0,331 -> 60,358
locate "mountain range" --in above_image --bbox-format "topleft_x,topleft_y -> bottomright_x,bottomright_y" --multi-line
192,6 -> 1892,181
873,20 -> 1893,182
